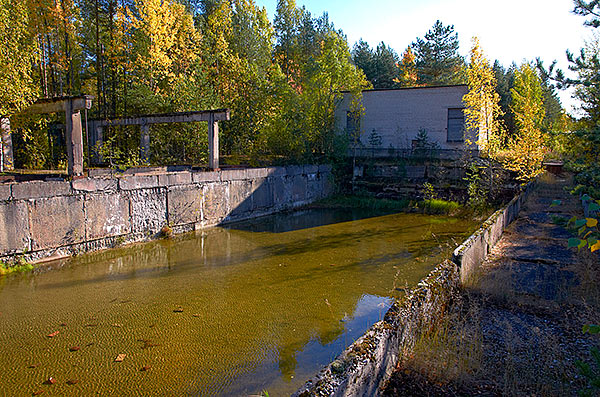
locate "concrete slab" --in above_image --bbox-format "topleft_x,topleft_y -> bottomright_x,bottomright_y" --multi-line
158,172 -> 192,187
0,201 -> 30,252
246,168 -> 269,179
119,175 -> 159,190
203,183 -> 229,222
0,184 -> 10,201
85,193 -> 131,239
290,174 -> 308,203
128,188 -> 167,233
220,169 -> 247,181
12,180 -> 72,200
29,196 -> 85,249
167,186 -> 203,225
228,180 -> 252,218
193,171 -> 220,183
251,178 -> 273,210
72,177 -> 118,193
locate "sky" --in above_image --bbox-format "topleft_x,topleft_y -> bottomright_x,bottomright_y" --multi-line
254,0 -> 594,115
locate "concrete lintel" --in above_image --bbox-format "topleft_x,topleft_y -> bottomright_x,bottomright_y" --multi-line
92,109 -> 230,127
22,96 -> 93,114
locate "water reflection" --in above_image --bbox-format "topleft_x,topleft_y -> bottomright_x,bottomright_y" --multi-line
0,209 -> 475,396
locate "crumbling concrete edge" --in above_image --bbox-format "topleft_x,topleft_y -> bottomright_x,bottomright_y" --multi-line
293,183 -> 535,397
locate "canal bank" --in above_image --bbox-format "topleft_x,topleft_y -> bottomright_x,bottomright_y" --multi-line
293,177 -> 534,396
0,165 -> 333,264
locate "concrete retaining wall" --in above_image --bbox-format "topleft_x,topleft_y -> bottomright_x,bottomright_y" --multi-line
0,165 -> 333,263
294,184 -> 534,397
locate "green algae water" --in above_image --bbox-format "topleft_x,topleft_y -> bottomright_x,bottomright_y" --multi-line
0,209 -> 475,396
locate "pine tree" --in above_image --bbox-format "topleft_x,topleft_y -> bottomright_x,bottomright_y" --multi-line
412,20 -> 465,86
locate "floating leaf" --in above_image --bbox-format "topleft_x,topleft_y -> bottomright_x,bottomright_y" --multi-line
140,365 -> 151,372
69,346 -> 80,352
550,199 -> 562,207
568,238 -> 581,248
114,354 -> 126,362
173,307 -> 184,313
43,377 -> 56,385
47,331 -> 59,338
587,218 -> 599,227
32,390 -> 44,396
65,379 -> 79,385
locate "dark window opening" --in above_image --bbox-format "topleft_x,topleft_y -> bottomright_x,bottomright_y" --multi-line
447,108 -> 465,142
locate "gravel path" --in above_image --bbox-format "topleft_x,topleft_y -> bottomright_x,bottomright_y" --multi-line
384,173 -> 600,396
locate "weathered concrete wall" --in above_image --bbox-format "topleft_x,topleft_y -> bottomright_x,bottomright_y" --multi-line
452,182 -> 534,283
294,184 -> 534,397
0,165 -> 333,263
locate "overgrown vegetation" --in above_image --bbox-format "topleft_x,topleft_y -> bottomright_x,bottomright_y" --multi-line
0,260 -> 34,277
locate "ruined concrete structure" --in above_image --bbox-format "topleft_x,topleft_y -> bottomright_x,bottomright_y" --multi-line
335,85 -> 477,157
0,165 -> 333,263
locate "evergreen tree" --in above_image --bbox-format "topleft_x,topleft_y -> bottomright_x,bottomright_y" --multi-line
412,20 -> 465,86
352,39 -> 375,83
372,42 -> 399,88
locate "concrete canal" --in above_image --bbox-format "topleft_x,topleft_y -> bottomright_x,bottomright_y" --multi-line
0,208 -> 475,395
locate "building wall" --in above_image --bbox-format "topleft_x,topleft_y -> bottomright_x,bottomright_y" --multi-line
335,85 -> 474,152
0,165 -> 333,263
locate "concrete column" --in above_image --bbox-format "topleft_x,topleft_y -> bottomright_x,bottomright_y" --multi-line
140,123 -> 150,163
94,125 -> 104,165
1,118 -> 14,172
65,100 -> 85,176
208,113 -> 219,170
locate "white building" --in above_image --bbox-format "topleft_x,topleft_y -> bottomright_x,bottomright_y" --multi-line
335,85 -> 477,156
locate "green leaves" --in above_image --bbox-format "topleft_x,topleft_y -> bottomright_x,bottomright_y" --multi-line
583,324 -> 600,335
550,199 -> 562,207
568,237 -> 582,248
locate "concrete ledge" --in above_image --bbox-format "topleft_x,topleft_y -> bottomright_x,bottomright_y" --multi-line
11,180 -> 72,200
1,165 -> 334,263
119,175 -> 159,190
72,177 -> 118,193
193,171 -> 220,183
158,172 -> 192,187
294,261 -> 460,397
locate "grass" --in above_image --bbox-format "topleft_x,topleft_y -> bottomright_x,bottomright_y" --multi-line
0,260 -> 34,277
310,195 -> 463,216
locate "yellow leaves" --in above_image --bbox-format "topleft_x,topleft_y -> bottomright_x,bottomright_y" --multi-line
587,218 -> 598,227
592,241 -> 600,253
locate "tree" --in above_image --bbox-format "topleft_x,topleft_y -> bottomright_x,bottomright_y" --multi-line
412,20 -> 465,86
503,63 -> 547,182
397,47 -> 418,87
372,42 -> 399,88
0,0 -> 38,118
352,39 -> 375,83
463,37 -> 503,156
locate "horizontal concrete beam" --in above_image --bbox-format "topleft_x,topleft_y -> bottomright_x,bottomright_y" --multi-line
92,109 -> 230,127
22,96 -> 93,114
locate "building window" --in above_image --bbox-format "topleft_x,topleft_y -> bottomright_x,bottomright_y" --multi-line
346,111 -> 360,138
447,108 -> 465,142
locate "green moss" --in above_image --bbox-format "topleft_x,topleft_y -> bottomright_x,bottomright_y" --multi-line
417,199 -> 461,215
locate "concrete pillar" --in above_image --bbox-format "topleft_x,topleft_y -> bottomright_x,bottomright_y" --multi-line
208,113 -> 219,170
1,118 -> 14,172
140,124 -> 150,163
94,125 -> 104,165
65,100 -> 85,176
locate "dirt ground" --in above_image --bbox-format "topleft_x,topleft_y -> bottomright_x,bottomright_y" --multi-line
383,173 -> 600,396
